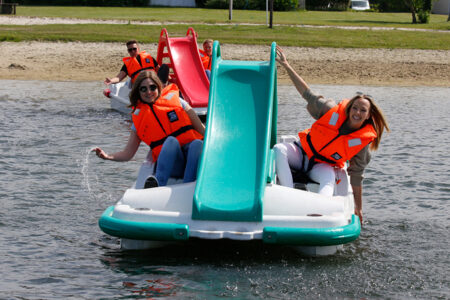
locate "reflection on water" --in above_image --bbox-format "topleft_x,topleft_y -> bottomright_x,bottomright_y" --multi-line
0,80 -> 449,299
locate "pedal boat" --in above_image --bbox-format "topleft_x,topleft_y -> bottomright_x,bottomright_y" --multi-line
99,145 -> 360,256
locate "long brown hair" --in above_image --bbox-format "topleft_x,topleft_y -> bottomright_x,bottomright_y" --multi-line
345,94 -> 390,151
129,71 -> 163,112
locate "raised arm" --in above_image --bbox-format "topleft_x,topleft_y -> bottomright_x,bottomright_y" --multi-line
275,45 -> 310,98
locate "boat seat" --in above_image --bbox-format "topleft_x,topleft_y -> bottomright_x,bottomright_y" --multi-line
291,169 -> 318,191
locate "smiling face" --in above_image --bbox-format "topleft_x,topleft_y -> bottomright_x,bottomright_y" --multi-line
203,42 -> 213,56
346,97 -> 371,129
139,78 -> 159,104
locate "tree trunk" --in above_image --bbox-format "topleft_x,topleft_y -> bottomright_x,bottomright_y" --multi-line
403,0 -> 417,24
448,0 -> 450,21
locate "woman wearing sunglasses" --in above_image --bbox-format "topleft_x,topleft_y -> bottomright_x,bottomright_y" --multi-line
94,71 -> 205,188
274,46 -> 390,224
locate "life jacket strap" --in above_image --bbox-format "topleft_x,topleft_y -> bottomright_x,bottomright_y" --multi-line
149,125 -> 195,149
292,141 -> 318,184
305,133 -> 338,172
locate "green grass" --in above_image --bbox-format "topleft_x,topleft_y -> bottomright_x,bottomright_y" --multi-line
1,6 -> 449,50
1,23 -> 449,50
15,6 -> 450,30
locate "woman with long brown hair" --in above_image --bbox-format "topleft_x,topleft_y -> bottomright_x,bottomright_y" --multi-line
94,71 -> 205,188
274,46 -> 390,224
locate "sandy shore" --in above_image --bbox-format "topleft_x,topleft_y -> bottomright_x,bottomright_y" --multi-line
1,41 -> 449,86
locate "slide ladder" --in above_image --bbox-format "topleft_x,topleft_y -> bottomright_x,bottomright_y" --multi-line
192,41 -> 278,222
156,28 -> 209,110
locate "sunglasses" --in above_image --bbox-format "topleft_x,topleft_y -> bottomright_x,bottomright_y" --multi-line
139,84 -> 158,93
127,47 -> 137,52
356,91 -> 373,100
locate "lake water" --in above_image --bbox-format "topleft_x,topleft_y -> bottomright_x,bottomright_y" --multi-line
0,80 -> 448,299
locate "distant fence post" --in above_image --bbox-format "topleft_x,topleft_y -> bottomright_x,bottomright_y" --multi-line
269,0 -> 273,28
229,0 -> 233,20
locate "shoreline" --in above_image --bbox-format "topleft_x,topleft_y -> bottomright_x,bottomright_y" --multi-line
1,41 -> 449,87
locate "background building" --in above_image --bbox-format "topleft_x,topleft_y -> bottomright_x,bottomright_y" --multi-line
432,0 -> 449,14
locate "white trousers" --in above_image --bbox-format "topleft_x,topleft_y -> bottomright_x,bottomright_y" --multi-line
274,142 -> 336,196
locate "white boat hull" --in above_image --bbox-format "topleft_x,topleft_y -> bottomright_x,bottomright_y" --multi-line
99,152 -> 360,256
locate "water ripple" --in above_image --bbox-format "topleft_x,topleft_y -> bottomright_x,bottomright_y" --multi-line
0,81 -> 449,299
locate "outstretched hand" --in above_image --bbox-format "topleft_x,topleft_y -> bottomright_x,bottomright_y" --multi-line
92,147 -> 110,160
275,45 -> 289,67
104,78 -> 112,85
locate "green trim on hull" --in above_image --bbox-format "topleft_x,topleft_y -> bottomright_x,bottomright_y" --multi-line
99,206 -> 189,241
262,215 -> 361,246
99,205 -> 360,247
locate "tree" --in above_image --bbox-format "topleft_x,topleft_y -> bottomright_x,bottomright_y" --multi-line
403,0 -> 432,23
403,0 -> 418,23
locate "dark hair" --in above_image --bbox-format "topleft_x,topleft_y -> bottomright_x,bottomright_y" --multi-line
345,94 -> 390,151
126,40 -> 138,47
129,71 -> 163,111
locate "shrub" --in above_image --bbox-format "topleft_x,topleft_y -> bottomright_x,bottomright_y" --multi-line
204,0 -> 298,11
306,0 -> 348,11
417,9 -> 429,23
273,0 -> 298,11
196,0 -> 208,7
368,0 -> 409,12
15,0 -> 147,6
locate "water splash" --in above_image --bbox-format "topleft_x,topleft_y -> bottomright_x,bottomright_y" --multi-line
79,147 -> 114,207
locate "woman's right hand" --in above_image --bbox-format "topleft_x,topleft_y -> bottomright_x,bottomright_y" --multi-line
92,147 -> 110,160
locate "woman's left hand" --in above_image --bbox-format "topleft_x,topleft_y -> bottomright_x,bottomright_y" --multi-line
355,208 -> 363,225
275,45 -> 288,67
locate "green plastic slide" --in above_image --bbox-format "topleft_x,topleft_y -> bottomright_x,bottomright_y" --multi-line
192,41 -> 278,222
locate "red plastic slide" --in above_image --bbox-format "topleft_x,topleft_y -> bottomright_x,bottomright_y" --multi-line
157,28 -> 210,112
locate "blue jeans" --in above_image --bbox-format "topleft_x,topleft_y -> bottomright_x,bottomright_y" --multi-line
155,136 -> 203,186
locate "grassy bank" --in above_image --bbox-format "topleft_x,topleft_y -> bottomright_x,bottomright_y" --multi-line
14,6 -> 450,30
1,23 -> 449,50
1,6 -> 449,50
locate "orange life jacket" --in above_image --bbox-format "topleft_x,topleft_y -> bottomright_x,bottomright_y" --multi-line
298,99 -> 377,169
199,49 -> 211,71
123,51 -> 156,83
132,84 -> 203,162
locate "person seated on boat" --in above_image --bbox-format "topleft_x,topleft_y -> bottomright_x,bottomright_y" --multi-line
94,71 -> 205,188
274,45 -> 390,224
103,40 -> 160,86
199,39 -> 213,80
157,63 -> 186,101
